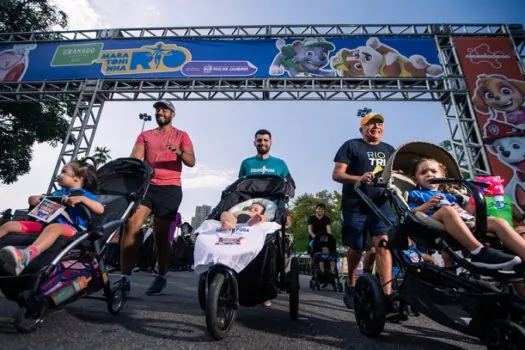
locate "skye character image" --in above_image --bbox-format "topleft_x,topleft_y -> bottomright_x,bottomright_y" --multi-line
0,44 -> 36,82
472,74 -> 525,129
483,119 -> 525,214
269,37 -> 337,77
331,37 -> 443,78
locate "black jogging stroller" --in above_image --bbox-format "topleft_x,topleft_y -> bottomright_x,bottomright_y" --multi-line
352,141 -> 525,349
194,174 -> 299,340
309,233 -> 343,292
0,158 -> 153,332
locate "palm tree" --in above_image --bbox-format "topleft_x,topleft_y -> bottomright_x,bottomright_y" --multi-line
92,146 -> 112,166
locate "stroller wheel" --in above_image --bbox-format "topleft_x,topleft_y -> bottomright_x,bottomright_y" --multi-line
15,304 -> 47,333
288,257 -> 300,320
107,284 -> 126,315
206,272 -> 237,340
485,319 -> 525,350
354,273 -> 386,338
198,272 -> 207,311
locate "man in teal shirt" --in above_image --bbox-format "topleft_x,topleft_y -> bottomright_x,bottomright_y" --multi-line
238,129 -> 291,308
239,129 -> 290,178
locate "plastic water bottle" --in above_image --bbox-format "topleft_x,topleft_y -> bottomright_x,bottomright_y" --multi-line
49,275 -> 91,306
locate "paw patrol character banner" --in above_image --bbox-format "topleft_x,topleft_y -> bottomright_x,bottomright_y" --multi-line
453,37 -> 525,216
0,36 -> 442,81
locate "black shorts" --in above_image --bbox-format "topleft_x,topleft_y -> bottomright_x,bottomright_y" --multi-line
141,185 -> 182,220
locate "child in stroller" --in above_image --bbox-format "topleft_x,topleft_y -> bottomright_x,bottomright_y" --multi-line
408,157 -> 524,270
0,160 -> 104,276
193,175 -> 299,340
0,158 -> 153,333
309,232 -> 343,292
352,141 -> 525,349
220,201 -> 269,229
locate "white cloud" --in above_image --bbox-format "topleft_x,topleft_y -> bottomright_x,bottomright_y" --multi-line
183,165 -> 236,190
50,0 -> 103,29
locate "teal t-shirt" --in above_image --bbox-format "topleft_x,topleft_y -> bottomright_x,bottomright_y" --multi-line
238,156 -> 290,178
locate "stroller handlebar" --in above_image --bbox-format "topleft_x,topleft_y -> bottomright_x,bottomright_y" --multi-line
429,178 -> 490,188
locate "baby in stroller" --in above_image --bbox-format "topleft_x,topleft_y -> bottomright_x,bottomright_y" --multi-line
193,174 -> 299,340
0,160 -> 104,276
309,232 -> 343,292
220,201 -> 269,229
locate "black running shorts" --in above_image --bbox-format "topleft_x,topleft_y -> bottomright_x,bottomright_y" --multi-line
141,185 -> 182,220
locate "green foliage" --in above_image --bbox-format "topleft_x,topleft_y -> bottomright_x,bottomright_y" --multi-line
0,0 -> 68,32
0,0 -> 70,184
289,190 -> 342,254
92,146 -> 112,166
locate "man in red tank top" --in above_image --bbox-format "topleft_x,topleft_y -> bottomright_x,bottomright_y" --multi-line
118,100 -> 195,296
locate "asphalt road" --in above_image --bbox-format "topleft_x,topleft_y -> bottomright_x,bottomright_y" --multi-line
0,271 -> 486,350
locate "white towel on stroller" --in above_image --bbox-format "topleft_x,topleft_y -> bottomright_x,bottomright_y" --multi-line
193,220 -> 282,274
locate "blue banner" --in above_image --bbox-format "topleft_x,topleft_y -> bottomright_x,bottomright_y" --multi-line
0,37 -> 443,82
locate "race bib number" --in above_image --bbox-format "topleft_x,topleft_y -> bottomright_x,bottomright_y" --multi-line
28,198 -> 65,223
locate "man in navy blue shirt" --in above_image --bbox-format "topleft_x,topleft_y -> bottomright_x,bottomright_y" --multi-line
332,112 -> 396,308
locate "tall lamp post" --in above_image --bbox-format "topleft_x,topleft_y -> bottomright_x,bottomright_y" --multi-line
139,113 -> 152,132
357,107 -> 372,119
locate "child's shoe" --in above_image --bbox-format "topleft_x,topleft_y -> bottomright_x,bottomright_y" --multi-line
0,246 -> 29,276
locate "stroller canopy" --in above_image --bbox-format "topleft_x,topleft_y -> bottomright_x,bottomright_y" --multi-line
382,141 -> 462,184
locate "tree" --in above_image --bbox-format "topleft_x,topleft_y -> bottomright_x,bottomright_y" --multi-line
0,0 -> 70,184
289,190 -> 342,254
92,146 -> 112,166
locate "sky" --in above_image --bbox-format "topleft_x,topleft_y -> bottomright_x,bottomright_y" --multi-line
0,0 -> 524,223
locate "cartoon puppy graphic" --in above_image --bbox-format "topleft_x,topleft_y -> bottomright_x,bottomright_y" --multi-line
269,37 -> 337,77
330,48 -> 364,77
331,37 -> 443,78
484,119 -> 525,213
363,37 -> 443,77
472,74 -> 525,129
334,37 -> 443,78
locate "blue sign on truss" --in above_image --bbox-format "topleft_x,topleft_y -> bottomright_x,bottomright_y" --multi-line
0,36 -> 443,82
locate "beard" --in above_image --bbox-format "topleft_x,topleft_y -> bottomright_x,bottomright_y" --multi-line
156,116 -> 172,127
257,146 -> 270,155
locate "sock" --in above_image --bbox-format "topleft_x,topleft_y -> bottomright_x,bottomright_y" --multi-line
470,246 -> 482,255
23,245 -> 41,264
121,274 -> 132,282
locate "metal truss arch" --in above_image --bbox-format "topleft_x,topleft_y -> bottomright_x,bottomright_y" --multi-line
0,24 -> 523,190
0,23 -> 520,43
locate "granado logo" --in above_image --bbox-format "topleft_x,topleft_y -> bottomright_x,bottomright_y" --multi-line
96,42 -> 191,76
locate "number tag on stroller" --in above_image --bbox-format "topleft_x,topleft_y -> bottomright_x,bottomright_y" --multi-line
28,198 -> 65,223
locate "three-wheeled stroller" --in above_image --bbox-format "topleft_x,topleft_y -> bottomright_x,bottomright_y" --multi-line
309,233 -> 343,292
352,141 -> 525,349
0,158 -> 153,332
193,175 -> 299,340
